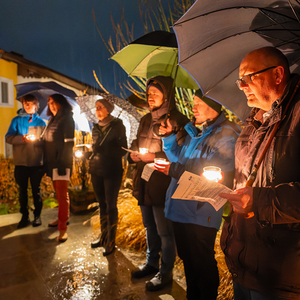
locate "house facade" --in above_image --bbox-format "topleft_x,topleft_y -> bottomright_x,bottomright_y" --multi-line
0,49 -> 104,158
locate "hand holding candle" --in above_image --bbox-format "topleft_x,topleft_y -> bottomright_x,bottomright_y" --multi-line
24,134 -> 36,142
154,158 -> 170,175
139,148 -> 148,155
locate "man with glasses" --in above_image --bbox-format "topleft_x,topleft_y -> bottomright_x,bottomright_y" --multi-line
220,46 -> 300,300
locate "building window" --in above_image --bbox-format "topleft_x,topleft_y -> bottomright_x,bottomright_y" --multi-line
0,77 -> 14,107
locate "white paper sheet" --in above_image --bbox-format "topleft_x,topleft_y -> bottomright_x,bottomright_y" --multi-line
52,168 -> 70,181
172,171 -> 235,211
141,163 -> 156,182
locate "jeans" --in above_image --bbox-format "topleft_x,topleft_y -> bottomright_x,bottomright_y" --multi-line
14,165 -> 44,218
173,222 -> 219,300
140,205 -> 176,275
53,180 -> 69,231
233,282 -> 287,300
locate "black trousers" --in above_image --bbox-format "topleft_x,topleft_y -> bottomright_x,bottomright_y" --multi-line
91,173 -> 122,215
173,221 -> 219,300
14,165 -> 44,218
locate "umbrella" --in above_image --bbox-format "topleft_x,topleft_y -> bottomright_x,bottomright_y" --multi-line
76,94 -> 141,147
110,30 -> 199,90
15,81 -> 91,132
173,0 -> 300,121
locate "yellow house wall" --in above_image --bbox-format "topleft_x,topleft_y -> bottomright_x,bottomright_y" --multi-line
0,59 -> 18,157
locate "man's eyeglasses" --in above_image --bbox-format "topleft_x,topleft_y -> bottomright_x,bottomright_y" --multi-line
235,66 -> 277,89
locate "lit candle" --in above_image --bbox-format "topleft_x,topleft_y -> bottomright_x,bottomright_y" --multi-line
27,134 -> 36,141
75,150 -> 83,158
202,166 -> 222,182
154,158 -> 169,169
139,148 -> 148,155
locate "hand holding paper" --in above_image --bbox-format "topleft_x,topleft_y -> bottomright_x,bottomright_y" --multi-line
172,171 -> 236,211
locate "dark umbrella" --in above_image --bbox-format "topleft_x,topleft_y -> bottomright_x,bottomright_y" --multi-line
15,81 -> 91,132
110,30 -> 199,90
173,0 -> 300,121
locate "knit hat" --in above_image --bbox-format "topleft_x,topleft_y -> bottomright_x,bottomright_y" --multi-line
147,80 -> 164,95
96,99 -> 114,114
194,89 -> 222,114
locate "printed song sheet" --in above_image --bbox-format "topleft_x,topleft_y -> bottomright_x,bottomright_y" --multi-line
172,171 -> 235,211
141,163 -> 155,182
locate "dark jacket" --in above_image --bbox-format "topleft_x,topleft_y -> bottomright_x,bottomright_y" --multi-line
43,108 -> 75,178
88,117 -> 127,177
129,76 -> 189,206
221,74 -> 300,299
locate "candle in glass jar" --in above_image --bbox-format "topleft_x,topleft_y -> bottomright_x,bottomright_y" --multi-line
139,148 -> 148,155
202,166 -> 222,182
154,158 -> 169,169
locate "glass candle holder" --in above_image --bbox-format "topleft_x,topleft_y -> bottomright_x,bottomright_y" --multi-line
202,166 -> 222,182
154,158 -> 169,169
139,148 -> 148,155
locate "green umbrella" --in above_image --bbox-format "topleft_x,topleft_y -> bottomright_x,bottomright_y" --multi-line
111,31 -> 199,90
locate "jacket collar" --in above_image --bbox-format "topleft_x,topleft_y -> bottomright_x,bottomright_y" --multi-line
247,74 -> 300,129
185,111 -> 227,138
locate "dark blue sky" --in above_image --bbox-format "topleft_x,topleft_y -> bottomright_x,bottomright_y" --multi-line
0,0 -> 150,97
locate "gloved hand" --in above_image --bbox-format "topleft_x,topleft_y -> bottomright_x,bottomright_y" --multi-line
57,166 -> 67,176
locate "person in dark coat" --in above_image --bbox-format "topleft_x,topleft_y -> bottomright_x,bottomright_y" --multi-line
89,99 -> 127,256
129,76 -> 189,291
44,93 -> 74,242
220,47 -> 300,300
6,94 -> 46,228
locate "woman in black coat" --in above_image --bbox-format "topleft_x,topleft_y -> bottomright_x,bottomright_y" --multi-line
89,99 -> 127,256
44,94 -> 75,242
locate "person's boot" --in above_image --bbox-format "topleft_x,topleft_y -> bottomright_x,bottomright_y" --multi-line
32,215 -> 42,227
91,214 -> 108,248
145,271 -> 173,291
17,214 -> 30,229
103,208 -> 118,256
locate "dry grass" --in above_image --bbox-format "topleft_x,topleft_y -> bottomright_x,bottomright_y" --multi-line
90,187 -> 233,299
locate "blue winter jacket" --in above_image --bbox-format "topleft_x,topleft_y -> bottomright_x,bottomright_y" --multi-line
162,112 -> 239,230
6,111 -> 46,166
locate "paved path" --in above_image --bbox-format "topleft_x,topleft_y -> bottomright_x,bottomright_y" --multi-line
0,208 -> 186,300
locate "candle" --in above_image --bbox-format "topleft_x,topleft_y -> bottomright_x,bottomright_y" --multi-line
202,166 -> 222,182
75,150 -> 83,158
154,158 -> 169,169
27,134 -> 36,141
139,148 -> 148,155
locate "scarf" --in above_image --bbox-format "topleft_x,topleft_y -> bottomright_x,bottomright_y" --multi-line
98,114 -> 114,127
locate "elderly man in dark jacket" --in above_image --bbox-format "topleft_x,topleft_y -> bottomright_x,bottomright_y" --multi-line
220,47 -> 300,300
129,76 -> 189,291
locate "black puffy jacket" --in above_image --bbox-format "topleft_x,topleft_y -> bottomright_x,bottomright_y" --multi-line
129,75 -> 189,206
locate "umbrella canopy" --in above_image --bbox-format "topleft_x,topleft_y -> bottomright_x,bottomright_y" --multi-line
111,30 -> 199,90
173,0 -> 300,121
15,81 -> 91,132
76,94 -> 141,147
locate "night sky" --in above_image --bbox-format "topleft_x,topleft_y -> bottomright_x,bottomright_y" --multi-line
0,0 -> 149,97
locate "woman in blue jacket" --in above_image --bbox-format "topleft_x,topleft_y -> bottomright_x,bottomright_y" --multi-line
157,90 -> 239,300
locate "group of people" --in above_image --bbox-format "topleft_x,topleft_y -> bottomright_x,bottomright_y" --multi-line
6,46 -> 300,300
6,93 -> 74,242
126,46 -> 300,300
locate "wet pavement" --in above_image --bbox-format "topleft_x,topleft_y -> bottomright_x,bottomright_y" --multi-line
0,208 -> 186,300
